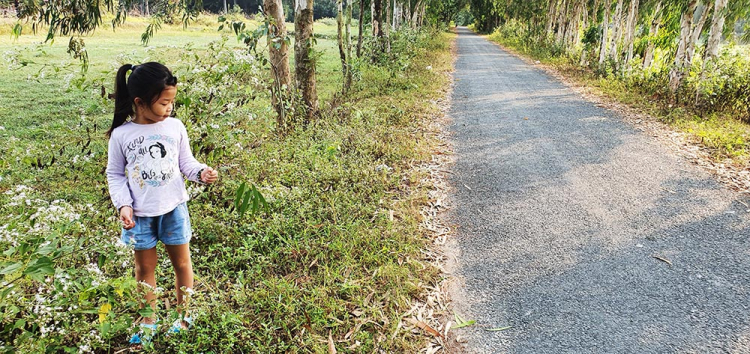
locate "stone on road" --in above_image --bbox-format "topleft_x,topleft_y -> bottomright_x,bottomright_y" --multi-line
446,27 -> 750,353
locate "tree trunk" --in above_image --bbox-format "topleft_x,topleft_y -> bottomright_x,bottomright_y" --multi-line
337,0 -> 353,93
704,0 -> 727,62
608,0 -> 624,61
144,0 -> 150,16
384,0 -> 391,53
574,0 -> 587,47
623,0 -> 639,66
669,0 -> 698,93
346,0 -> 353,72
411,0 -> 423,29
589,0 -> 600,28
555,0 -> 568,44
373,0 -> 382,36
599,0 -> 610,64
295,0 -> 318,122
418,1 -> 426,27
357,0 -> 365,58
546,0 -> 558,38
563,0 -> 575,47
686,1 -> 711,66
264,0 -> 292,127
372,0 -> 377,34
223,0 -> 228,13
566,0 -> 583,48
642,1 -> 662,69
337,0 -> 347,88
406,0 -> 411,27
393,0 -> 404,30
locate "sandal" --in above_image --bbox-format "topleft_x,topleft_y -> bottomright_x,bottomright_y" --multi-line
129,323 -> 158,344
168,316 -> 193,334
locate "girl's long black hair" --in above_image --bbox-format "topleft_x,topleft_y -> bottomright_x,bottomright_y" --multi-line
106,62 -> 178,137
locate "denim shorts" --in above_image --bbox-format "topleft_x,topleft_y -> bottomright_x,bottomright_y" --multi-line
121,203 -> 192,251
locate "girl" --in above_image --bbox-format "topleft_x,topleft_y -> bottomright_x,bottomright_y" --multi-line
105,62 -> 218,344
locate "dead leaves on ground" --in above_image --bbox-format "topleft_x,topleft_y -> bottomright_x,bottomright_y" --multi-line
405,317 -> 444,338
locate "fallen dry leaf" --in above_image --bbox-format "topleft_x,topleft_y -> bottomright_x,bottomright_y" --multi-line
344,327 -> 355,340
405,317 -> 444,338
653,255 -> 673,266
328,331 -> 337,354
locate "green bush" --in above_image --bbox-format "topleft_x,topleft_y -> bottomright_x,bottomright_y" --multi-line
488,20 -> 564,60
690,51 -> 750,121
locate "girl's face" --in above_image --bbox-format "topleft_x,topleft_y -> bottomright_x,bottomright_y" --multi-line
134,85 -> 177,124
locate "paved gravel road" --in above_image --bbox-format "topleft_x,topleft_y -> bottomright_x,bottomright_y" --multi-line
446,27 -> 750,354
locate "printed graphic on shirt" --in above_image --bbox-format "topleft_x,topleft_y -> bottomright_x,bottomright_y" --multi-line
124,134 -> 178,189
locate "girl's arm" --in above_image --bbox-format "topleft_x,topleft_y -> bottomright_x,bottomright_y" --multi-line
178,122 -> 208,183
106,135 -> 134,211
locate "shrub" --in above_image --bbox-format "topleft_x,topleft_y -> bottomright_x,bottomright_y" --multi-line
690,50 -> 750,121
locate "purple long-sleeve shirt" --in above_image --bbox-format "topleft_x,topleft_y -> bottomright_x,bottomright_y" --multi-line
106,118 -> 206,217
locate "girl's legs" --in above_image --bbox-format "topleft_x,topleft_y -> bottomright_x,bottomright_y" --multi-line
165,243 -> 194,328
134,247 -> 158,324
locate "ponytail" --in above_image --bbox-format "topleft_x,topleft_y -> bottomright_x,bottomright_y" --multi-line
107,64 -> 135,137
106,62 -> 177,137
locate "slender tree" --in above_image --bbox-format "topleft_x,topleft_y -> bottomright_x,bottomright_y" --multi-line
546,0 -> 559,37
686,1 -> 712,66
294,0 -> 318,122
642,1 -> 662,69
623,0 -> 639,66
337,0 -> 354,92
704,0 -> 727,62
264,0 -> 293,125
599,0 -> 611,64
357,0 -> 366,57
384,0 -> 391,53
669,0 -> 698,92
373,0 -> 383,37
607,0 -> 624,62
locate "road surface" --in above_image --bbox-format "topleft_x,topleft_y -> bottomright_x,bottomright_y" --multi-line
446,27 -> 750,354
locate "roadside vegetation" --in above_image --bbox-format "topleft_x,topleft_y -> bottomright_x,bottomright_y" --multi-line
0,10 -> 455,352
469,0 -> 750,163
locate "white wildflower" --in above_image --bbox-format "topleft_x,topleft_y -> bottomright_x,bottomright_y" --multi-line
63,73 -> 75,89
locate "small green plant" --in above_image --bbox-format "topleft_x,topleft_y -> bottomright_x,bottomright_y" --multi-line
452,312 -> 476,329
234,182 -> 268,216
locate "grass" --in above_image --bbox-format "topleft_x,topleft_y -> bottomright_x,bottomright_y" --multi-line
0,13 -> 455,353
486,30 -> 750,164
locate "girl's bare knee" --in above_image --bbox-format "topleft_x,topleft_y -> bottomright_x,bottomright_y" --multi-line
134,263 -> 155,278
172,259 -> 192,274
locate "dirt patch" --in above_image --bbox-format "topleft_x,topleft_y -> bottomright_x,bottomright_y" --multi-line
401,31 -> 467,354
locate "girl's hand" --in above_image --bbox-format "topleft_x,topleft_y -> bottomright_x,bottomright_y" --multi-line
120,206 -> 136,230
201,167 -> 219,184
